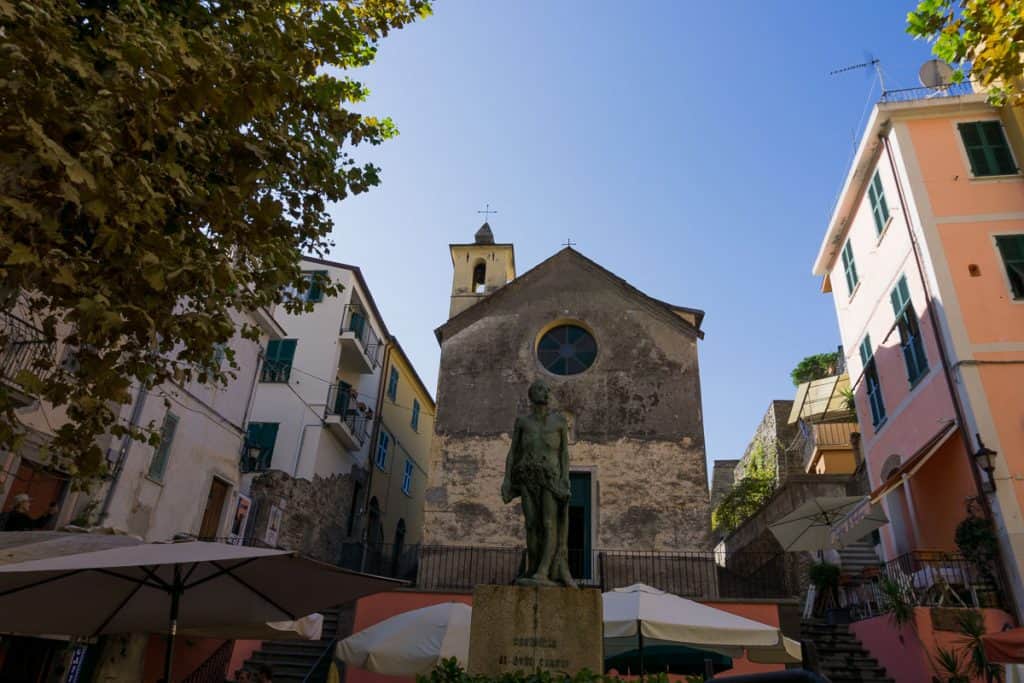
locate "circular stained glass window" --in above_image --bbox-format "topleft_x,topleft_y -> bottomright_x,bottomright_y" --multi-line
537,324 -> 597,376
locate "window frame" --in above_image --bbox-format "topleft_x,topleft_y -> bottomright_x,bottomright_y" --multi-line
890,275 -> 929,385
411,399 -> 420,431
957,121 -> 1018,178
867,170 -> 891,235
147,411 -> 180,482
401,459 -> 413,495
375,430 -> 390,470
858,336 -> 887,428
303,270 -> 328,303
995,234 -> 1024,301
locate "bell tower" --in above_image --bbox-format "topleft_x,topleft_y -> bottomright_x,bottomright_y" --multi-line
448,222 -> 516,319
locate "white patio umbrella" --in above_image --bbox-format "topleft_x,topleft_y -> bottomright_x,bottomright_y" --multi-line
603,583 -> 801,665
768,496 -> 887,552
335,602 -> 472,675
0,540 -> 403,682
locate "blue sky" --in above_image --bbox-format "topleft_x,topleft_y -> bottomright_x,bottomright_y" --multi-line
328,2 -> 938,474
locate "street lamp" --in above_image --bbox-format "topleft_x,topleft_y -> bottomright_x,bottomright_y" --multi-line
243,443 -> 262,473
974,432 -> 998,491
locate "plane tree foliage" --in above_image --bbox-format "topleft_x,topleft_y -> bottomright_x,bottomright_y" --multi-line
0,0 -> 430,479
908,0 -> 1024,106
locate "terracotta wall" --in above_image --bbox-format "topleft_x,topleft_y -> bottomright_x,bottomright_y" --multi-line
345,591 -> 786,683
851,607 -> 1014,683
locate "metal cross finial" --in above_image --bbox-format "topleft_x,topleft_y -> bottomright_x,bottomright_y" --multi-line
477,204 -> 498,222
563,238 -> 576,248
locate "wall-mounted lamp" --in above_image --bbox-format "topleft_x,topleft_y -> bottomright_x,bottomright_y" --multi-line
974,432 -> 998,492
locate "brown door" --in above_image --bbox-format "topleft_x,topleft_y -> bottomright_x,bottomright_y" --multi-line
199,479 -> 230,539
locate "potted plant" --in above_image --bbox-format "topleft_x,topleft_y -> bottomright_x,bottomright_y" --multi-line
809,561 -> 848,623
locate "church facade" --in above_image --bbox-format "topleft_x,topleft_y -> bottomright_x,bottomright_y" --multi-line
423,224 -> 712,569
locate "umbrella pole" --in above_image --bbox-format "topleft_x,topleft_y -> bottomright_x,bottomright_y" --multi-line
637,619 -> 644,679
163,566 -> 182,682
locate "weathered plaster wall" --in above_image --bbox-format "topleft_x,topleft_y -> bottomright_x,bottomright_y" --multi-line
249,468 -> 364,564
426,250 -> 710,550
734,400 -> 799,485
710,459 -> 740,510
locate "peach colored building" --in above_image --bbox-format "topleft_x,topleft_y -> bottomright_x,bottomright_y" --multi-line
813,87 -> 1024,617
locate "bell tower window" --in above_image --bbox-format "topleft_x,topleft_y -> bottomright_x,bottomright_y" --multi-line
472,261 -> 486,293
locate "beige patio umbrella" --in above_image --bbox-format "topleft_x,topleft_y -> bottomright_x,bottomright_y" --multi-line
768,496 -> 887,552
603,584 -> 801,665
335,602 -> 472,674
0,540 -> 403,681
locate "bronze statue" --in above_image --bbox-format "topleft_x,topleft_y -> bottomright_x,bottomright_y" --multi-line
501,380 -> 575,587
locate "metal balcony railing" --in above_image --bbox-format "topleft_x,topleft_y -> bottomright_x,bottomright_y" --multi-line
325,383 -> 370,447
341,304 -> 381,367
337,543 -> 796,600
0,311 -> 55,391
879,81 -> 975,103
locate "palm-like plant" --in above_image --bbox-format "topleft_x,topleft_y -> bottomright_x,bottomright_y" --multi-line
955,610 -> 1003,683
932,646 -> 969,683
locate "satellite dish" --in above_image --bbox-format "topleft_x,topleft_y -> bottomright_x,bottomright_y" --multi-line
919,59 -> 954,89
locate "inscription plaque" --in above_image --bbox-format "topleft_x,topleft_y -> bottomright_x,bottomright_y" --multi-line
468,584 -> 603,676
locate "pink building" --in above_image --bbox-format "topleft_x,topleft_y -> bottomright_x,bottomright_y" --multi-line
813,86 -> 1024,616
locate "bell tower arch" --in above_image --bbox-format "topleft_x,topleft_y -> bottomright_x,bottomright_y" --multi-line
448,222 -> 516,318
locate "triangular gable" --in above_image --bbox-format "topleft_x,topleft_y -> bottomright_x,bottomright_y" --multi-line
435,247 -> 705,343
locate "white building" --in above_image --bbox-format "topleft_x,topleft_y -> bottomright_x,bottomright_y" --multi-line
246,257 -> 388,482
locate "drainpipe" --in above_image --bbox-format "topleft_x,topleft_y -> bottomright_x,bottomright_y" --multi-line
881,131 -> 1021,615
98,384 -> 148,525
359,338 -> 391,569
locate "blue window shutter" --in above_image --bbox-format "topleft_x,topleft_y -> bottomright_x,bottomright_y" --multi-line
387,367 -> 399,401
305,271 -> 327,303
148,412 -> 179,481
411,400 -> 420,430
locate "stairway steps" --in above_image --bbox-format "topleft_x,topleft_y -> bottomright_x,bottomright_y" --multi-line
242,607 -> 340,683
801,620 -> 892,683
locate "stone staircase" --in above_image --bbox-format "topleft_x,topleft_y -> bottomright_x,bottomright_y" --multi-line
243,607 -> 341,682
838,540 -> 881,576
801,621 -> 894,683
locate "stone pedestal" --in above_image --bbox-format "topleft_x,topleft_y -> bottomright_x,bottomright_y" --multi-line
468,584 -> 603,675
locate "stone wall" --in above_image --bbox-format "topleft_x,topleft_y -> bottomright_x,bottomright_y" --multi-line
249,467 -> 366,564
424,434 -> 709,551
710,459 -> 740,509
734,400 -> 799,485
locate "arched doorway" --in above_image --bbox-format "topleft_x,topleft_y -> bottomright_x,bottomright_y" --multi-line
366,497 -> 384,573
880,455 -> 914,558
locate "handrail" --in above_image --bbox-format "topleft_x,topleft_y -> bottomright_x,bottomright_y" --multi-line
181,639 -> 233,683
301,638 -> 338,683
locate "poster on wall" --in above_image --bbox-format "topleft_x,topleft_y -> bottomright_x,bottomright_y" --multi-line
228,493 -> 251,544
265,505 -> 282,547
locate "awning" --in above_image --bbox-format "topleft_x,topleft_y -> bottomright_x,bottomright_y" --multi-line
869,420 -> 958,503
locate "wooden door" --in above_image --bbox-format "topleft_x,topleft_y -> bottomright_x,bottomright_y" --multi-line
199,478 -> 230,539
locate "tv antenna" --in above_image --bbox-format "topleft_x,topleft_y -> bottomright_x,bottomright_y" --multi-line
830,54 -> 885,93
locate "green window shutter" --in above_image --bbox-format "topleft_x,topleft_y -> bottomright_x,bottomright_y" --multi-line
262,339 -> 297,382
841,240 -> 859,294
387,367 -> 399,401
890,275 -> 911,315
868,171 -> 890,235
244,422 -> 278,471
859,336 -> 873,366
959,122 -> 1018,176
148,412 -> 179,481
305,271 -> 327,303
995,234 -> 1024,299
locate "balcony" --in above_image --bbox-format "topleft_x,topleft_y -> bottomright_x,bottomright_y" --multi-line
1,311 -> 56,405
795,421 -> 859,474
337,543 -> 796,600
879,81 -> 975,104
339,304 -> 380,375
324,383 -> 370,451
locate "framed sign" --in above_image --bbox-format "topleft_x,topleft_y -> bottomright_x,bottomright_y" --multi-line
228,493 -> 251,544
265,505 -> 283,547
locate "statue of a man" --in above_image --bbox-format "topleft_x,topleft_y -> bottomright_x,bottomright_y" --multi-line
501,380 -> 575,587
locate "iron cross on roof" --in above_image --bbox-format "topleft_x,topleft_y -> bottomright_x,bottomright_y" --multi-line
477,204 -> 498,221
563,238 -> 576,247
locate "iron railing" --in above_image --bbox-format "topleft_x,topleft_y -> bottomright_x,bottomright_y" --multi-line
0,311 -> 55,390
879,81 -> 975,103
338,543 -> 796,600
181,639 -> 233,683
341,304 -> 381,367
